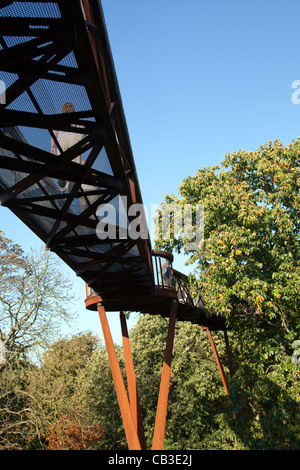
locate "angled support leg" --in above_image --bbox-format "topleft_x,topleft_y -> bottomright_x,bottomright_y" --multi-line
204,328 -> 237,419
152,300 -> 177,450
203,327 -> 230,396
120,312 -> 147,450
97,304 -> 141,450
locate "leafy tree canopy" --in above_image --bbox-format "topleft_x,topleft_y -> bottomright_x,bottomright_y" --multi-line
155,139 -> 300,339
154,139 -> 300,449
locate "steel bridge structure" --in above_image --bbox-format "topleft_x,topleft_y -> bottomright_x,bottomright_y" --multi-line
0,0 -> 233,450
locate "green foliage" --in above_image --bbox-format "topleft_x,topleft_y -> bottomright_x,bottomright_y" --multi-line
155,139 -> 300,335
0,356 -> 42,449
77,341 -> 126,449
0,232 -> 81,450
1,136 -> 300,450
27,333 -> 99,431
228,352 -> 300,449
154,139 -> 300,448
2,321 -> 299,450
2,333 -> 100,450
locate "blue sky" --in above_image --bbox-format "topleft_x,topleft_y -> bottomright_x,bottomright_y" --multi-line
1,0 -> 300,344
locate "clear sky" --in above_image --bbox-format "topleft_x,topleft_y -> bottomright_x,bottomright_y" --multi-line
1,0 -> 300,344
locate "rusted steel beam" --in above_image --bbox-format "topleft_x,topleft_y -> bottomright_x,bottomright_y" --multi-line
1,41 -> 74,108
0,134 -> 93,203
0,109 -> 101,135
204,328 -> 237,419
75,239 -> 135,276
0,0 -> 155,304
97,304 -> 141,450
0,37 -> 52,66
152,301 -> 177,450
47,188 -> 119,246
120,312 -> 147,450
0,17 -> 75,38
203,327 -> 230,396
0,155 -> 108,186
45,142 -> 105,246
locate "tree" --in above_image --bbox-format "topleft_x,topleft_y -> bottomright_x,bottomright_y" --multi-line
77,340 -> 126,449
0,357 -> 42,449
155,139 -> 300,336
0,231 -> 78,448
0,332 -> 102,449
154,138 -> 300,448
36,334 -> 105,450
0,231 -> 77,365
26,333 -> 100,443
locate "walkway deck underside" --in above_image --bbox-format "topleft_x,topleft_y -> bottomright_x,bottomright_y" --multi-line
0,0 -> 226,331
86,290 -> 226,331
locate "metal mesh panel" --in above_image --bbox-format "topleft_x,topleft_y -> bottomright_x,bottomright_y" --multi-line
0,2 -> 61,19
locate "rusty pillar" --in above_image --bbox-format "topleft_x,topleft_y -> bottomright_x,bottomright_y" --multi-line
97,304 -> 141,450
204,327 -> 230,397
152,301 -> 177,450
120,312 -> 147,450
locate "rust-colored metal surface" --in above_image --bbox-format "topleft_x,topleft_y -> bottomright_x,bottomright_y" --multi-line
98,304 -> 142,450
203,327 -> 230,396
120,312 -> 147,450
0,0 -> 226,330
0,0 -> 233,451
86,250 -> 227,330
152,301 -> 177,450
0,0 -> 227,330
0,0 -> 154,306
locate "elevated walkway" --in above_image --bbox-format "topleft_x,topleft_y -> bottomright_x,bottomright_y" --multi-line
0,0 -> 226,331
0,0 -> 231,451
86,250 -> 226,330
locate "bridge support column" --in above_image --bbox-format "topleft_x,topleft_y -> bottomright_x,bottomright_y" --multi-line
97,303 -> 142,450
98,301 -> 177,450
120,312 -> 147,450
152,300 -> 177,450
203,327 -> 236,420
203,327 -> 230,396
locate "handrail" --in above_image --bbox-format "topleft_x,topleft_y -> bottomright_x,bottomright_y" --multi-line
152,250 -> 174,289
172,269 -> 205,310
151,251 -> 205,310
85,251 -> 205,314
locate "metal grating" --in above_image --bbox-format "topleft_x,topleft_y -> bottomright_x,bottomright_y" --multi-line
0,0 -> 226,330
